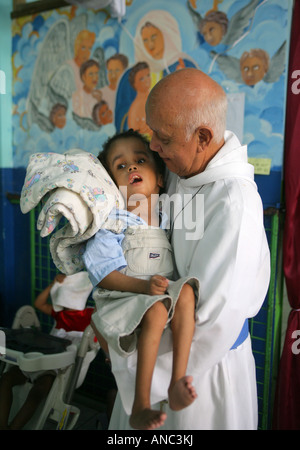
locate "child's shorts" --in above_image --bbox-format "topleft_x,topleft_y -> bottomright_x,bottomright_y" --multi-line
92,226 -> 200,356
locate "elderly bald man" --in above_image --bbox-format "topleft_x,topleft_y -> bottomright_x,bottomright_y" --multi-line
108,68 -> 270,430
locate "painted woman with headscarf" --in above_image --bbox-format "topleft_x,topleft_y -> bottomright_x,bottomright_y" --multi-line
114,10 -> 198,133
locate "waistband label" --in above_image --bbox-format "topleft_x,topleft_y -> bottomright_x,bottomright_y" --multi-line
149,252 -> 161,260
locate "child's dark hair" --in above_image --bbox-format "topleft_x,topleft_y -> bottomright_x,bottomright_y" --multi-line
98,129 -> 166,190
79,59 -> 100,80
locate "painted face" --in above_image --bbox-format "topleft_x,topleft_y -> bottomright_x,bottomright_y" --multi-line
201,21 -> 224,46
141,25 -> 165,60
240,56 -> 266,86
82,64 -> 99,91
133,68 -> 151,93
107,59 -> 125,90
52,107 -> 66,129
107,137 -> 163,202
98,103 -> 113,125
76,37 -> 94,65
146,102 -> 199,178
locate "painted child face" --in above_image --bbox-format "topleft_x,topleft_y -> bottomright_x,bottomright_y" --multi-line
141,25 -> 165,60
82,64 -> 99,91
240,56 -> 266,86
133,68 -> 151,93
107,59 -> 125,90
98,103 -> 113,125
52,106 -> 66,129
201,21 -> 224,46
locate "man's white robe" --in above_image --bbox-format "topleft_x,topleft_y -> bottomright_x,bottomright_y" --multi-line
108,131 -> 270,430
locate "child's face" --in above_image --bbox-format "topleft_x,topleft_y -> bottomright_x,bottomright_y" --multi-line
107,137 -> 163,202
133,67 -> 151,93
201,21 -> 224,46
52,107 -> 66,129
107,59 -> 125,90
98,103 -> 113,125
240,56 -> 266,86
82,64 -> 99,91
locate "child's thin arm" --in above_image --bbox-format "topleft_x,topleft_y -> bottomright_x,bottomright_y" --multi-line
99,271 -> 169,296
34,283 -> 53,316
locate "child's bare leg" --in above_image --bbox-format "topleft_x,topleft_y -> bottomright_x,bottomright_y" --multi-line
0,367 -> 27,430
130,301 -> 168,430
9,373 -> 55,430
168,283 -> 197,411
91,318 -> 109,355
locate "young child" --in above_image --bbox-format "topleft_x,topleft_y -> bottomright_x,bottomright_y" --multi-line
92,100 -> 113,126
0,272 -> 93,430
36,272 -> 93,335
72,59 -> 102,119
127,62 -> 152,136
83,129 -> 199,430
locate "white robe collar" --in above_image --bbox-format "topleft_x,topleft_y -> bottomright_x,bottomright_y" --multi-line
178,131 -> 255,189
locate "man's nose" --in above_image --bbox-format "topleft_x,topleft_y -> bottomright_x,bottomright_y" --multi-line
149,136 -> 161,153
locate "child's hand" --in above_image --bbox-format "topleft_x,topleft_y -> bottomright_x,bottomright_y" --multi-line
148,275 -> 169,295
54,273 -> 66,284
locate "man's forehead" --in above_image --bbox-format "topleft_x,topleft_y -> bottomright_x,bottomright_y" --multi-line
146,110 -> 172,133
153,128 -> 172,140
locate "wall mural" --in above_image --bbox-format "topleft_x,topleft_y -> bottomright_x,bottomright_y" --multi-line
12,0 -> 292,201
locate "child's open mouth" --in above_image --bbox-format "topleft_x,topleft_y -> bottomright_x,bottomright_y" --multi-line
129,174 -> 143,184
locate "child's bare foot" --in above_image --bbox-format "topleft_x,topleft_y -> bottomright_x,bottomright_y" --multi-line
130,408 -> 167,430
168,376 -> 197,411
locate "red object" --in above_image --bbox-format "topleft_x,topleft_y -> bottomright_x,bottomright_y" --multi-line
51,307 -> 94,333
273,0 -> 300,430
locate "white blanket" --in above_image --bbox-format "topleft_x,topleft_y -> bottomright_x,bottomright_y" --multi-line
50,272 -> 93,312
20,149 -> 124,274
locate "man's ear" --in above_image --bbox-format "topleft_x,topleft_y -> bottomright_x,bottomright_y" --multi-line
197,127 -> 213,151
157,172 -> 164,190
